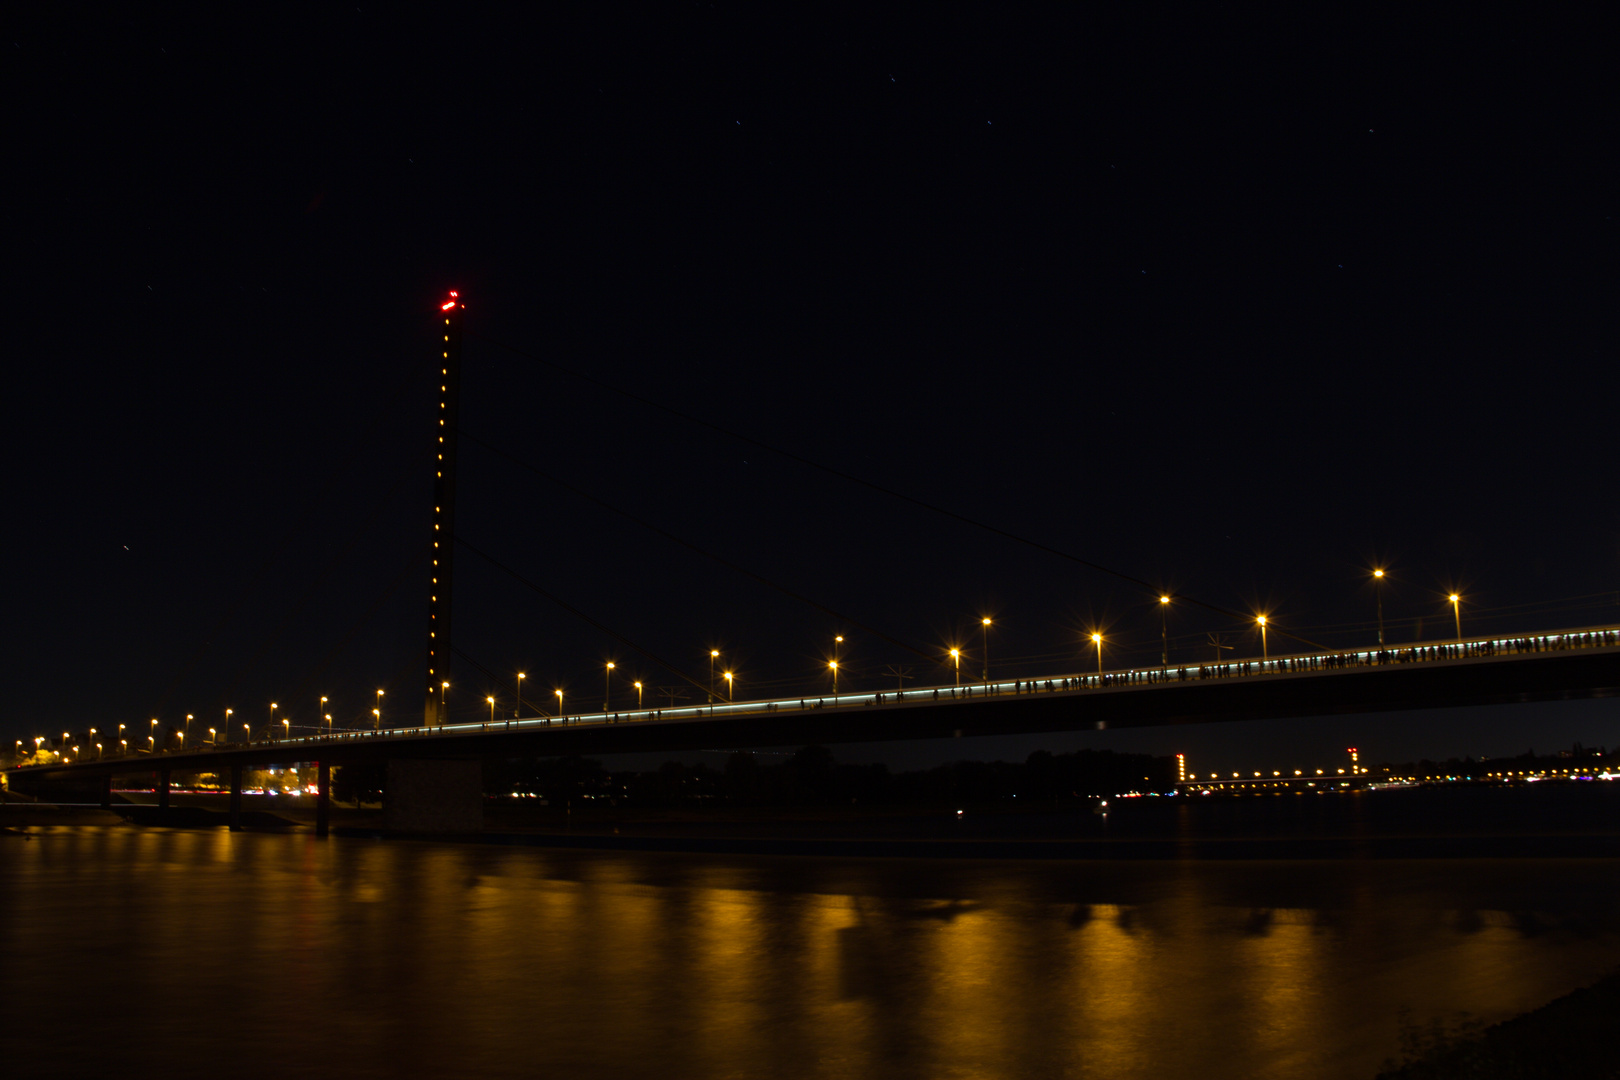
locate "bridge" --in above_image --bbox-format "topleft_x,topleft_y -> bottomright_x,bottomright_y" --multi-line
7,292 -> 1618,832
9,624 -> 1618,832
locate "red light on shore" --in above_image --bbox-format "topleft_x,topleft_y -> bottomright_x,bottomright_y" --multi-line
448,291 -> 458,297
440,300 -> 456,311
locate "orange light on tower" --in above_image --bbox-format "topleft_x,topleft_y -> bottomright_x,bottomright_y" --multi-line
1176,753 -> 1186,782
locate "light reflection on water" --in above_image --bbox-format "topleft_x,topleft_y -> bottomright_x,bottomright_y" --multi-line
2,827 -> 1617,1080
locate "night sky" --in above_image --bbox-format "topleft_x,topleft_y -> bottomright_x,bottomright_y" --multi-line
8,10 -> 1616,774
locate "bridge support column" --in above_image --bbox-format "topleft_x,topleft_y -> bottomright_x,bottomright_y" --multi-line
316,762 -> 330,838
384,759 -> 482,834
229,766 -> 243,831
157,768 -> 170,810
100,775 -> 112,810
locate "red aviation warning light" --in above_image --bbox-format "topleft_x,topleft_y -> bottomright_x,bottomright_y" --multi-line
440,291 -> 461,311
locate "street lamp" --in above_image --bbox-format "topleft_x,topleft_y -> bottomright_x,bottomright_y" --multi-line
176,731 -> 183,747
516,672 -> 526,719
634,681 -> 643,709
282,718 -> 289,741
1092,632 -> 1103,676
723,671 -> 734,701
1372,570 -> 1386,646
949,648 -> 960,687
1449,594 -> 1462,641
709,650 -> 719,703
243,722 -> 251,744
1159,596 -> 1171,667
440,681 -> 449,725
554,688 -> 563,721
324,714 -> 333,735
319,696 -> 328,731
222,711 -> 230,746
1257,616 -> 1269,661
981,618 -> 992,683
376,688 -> 385,728
605,662 -> 615,712
185,714 -> 193,739
487,695 -> 496,725
829,660 -> 839,701
268,704 -> 277,738
372,708 -> 380,730
209,727 -> 216,744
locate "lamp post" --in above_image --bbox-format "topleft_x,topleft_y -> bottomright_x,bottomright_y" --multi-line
516,672 -> 526,719
487,695 -> 496,725
981,618 -> 992,683
440,681 -> 449,725
372,708 -> 380,730
376,689 -> 384,729
554,688 -> 563,722
950,648 -> 960,687
324,714 -> 332,735
1449,594 -> 1462,641
829,660 -> 838,702
243,722 -> 251,745
709,650 -> 719,703
634,681 -> 643,709
605,662 -> 615,712
268,704 -> 276,740
1092,633 -> 1103,676
1257,616 -> 1269,662
724,671 -> 734,701
282,718 -> 289,742
185,714 -> 193,740
1159,596 -> 1171,667
221,712 -> 229,747
208,726 -> 216,744
319,697 -> 328,732
1372,569 -> 1386,646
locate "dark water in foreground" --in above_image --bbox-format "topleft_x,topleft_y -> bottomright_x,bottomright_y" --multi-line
4,787 -> 1619,1080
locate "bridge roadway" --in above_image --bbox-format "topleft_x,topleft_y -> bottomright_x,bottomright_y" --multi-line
11,625 -> 1620,782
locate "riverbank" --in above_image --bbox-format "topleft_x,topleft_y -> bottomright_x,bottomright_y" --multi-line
1375,965 -> 1620,1077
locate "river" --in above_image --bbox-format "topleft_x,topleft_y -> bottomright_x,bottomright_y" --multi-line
3,785 -> 1617,1078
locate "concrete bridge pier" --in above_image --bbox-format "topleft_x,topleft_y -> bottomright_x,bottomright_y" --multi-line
228,765 -> 243,831
384,759 -> 482,834
316,762 -> 330,838
157,768 -> 171,810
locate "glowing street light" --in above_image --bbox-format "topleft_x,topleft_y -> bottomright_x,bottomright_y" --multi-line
282,718 -> 289,741
324,714 -> 333,735
1449,594 -> 1462,641
1372,569 -> 1387,646
1090,632 -> 1104,676
949,648 -> 961,687
440,681 -> 449,724
209,727 -> 217,744
1257,616 -> 1269,661
376,689 -> 385,728
222,711 -> 230,746
1159,596 -> 1171,667
516,672 -> 526,719
268,704 -> 277,737
185,714 -> 193,739
829,660 -> 839,701
488,695 -> 496,725
372,708 -> 380,730
605,662 -> 615,712
709,650 -> 719,703
634,680 -> 643,709
554,688 -> 563,721
723,671 -> 734,701
981,618 -> 992,683
319,696 -> 328,731
243,722 -> 251,744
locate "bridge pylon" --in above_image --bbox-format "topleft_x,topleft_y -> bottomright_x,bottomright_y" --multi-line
425,291 -> 465,727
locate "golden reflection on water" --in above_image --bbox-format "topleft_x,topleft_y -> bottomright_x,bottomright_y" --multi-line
3,829 -> 1619,1080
